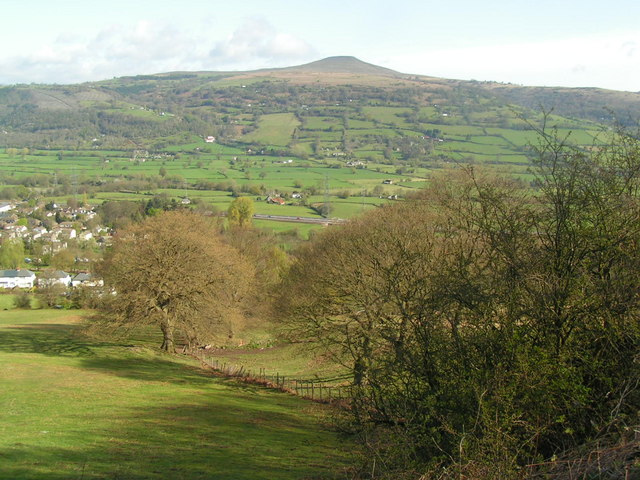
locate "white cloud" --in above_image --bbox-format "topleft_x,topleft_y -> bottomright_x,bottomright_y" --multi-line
0,17 -> 316,84
0,20 -> 200,84
208,17 -> 316,69
379,31 -> 640,92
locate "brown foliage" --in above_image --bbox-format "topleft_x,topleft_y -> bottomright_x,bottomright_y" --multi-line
97,211 -> 254,351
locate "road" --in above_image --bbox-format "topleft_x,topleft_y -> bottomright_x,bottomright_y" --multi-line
252,214 -> 346,225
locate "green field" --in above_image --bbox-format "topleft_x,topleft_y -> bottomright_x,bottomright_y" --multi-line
0,306 -> 358,479
241,113 -> 301,146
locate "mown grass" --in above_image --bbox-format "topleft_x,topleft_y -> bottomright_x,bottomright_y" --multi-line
0,309 -> 358,480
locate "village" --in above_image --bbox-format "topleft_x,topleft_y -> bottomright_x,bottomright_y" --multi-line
0,200 -> 109,291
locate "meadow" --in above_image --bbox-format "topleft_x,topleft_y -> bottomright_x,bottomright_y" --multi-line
0,299 -> 358,479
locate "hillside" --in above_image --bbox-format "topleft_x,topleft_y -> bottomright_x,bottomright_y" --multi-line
0,306 -> 357,479
1,56 -> 639,217
1,56 -> 637,152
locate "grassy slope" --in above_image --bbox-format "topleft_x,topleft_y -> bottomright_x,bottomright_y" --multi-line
199,342 -> 347,382
241,113 -> 301,146
0,307 -> 357,480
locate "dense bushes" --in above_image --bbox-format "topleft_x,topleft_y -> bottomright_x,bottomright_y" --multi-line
280,126 -> 640,477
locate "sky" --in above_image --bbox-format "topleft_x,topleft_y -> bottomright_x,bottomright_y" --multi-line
1,0 -> 639,91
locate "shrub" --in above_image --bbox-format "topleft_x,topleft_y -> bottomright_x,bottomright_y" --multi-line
13,291 -> 32,309
280,123 -> 640,477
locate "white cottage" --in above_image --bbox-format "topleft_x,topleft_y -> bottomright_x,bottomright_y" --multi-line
0,269 -> 36,289
38,270 -> 71,288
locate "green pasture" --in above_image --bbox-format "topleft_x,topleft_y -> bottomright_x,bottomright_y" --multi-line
469,135 -> 511,146
254,203 -> 317,217
299,130 -> 343,142
485,127 -> 538,146
0,112 -> 605,235
345,119 -> 377,129
252,219 -> 323,239
162,137 -> 245,155
361,106 -> 412,126
555,128 -> 601,145
442,134 -> 467,143
429,124 -> 486,136
469,153 -> 530,166
324,199 -> 384,218
203,341 -> 346,380
439,140 -> 521,156
105,103 -> 169,122
0,310 -> 358,480
241,113 -> 301,146
290,142 -> 314,156
239,166 -> 378,192
349,128 -> 402,138
302,117 -> 343,130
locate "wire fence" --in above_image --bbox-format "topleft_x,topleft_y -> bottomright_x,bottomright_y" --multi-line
191,349 -> 353,404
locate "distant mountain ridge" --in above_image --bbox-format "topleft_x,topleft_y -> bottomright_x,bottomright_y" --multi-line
1,55 -> 640,151
142,56 -> 640,124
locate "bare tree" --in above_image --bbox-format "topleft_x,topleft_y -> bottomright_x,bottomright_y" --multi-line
97,211 -> 254,351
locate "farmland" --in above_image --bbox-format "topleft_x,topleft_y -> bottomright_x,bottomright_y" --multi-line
0,100 -> 604,231
0,57 -> 624,233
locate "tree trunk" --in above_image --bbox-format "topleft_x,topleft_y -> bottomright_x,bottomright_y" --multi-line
160,320 -> 175,352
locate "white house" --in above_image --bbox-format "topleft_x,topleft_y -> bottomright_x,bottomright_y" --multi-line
2,224 -> 27,239
30,226 -> 48,240
38,270 -> 71,288
0,269 -> 36,289
71,273 -> 103,288
51,228 -> 76,241
0,203 -> 12,213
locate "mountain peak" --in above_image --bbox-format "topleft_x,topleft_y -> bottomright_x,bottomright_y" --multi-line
283,56 -> 402,77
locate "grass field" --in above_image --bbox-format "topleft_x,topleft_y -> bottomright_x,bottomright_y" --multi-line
0,306 -> 358,479
241,113 -> 301,146
199,341 -> 346,381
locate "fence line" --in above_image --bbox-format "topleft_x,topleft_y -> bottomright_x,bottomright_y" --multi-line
191,349 -> 352,404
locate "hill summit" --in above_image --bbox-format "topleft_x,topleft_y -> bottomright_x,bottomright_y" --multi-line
281,56 -> 403,77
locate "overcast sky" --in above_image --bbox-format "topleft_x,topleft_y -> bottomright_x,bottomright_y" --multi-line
1,0 -> 639,91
